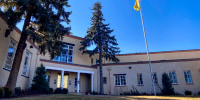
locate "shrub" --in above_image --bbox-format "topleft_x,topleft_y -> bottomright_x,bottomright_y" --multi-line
198,91 -> 200,95
22,88 -> 33,95
54,88 -> 62,94
15,87 -> 22,96
31,64 -> 49,94
3,87 -> 12,98
120,92 -> 131,95
90,91 -> 98,95
0,87 -> 4,98
54,88 -> 68,94
130,85 -> 139,95
62,88 -> 68,94
141,92 -> 148,95
161,73 -> 175,95
185,90 -> 192,95
49,88 -> 53,94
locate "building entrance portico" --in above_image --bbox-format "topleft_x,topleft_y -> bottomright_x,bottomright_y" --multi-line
45,66 -> 94,93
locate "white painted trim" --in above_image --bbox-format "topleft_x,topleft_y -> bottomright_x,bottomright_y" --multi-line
45,66 -> 94,74
91,73 -> 94,92
77,72 -> 80,93
60,70 -> 64,89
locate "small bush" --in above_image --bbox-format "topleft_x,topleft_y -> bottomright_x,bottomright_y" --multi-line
161,73 -> 175,95
49,88 -> 53,94
15,87 -> 22,96
198,91 -> 200,95
62,88 -> 68,94
90,91 -> 98,95
185,90 -> 192,95
22,89 -> 33,95
31,64 -> 49,94
54,88 -> 62,94
3,87 -> 12,98
141,92 -> 148,95
120,92 -> 131,95
0,87 -> 4,98
54,88 -> 68,94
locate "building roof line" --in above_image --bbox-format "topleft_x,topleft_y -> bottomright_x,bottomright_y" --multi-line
94,58 -> 200,66
116,49 -> 200,56
64,34 -> 85,41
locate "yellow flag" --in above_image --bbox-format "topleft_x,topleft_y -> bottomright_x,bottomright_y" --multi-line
134,0 -> 140,11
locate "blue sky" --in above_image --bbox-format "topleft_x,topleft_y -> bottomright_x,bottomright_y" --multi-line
17,0 -> 200,54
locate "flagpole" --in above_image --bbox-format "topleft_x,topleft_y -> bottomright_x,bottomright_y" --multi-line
138,1 -> 156,96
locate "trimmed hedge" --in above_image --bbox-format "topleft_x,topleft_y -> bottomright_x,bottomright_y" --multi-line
0,87 -> 4,98
54,88 -> 68,94
3,87 -> 12,98
185,90 -> 192,95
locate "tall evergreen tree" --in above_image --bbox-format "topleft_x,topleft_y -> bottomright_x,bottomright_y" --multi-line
31,64 -> 49,94
0,0 -> 71,92
161,72 -> 175,95
79,2 -> 120,95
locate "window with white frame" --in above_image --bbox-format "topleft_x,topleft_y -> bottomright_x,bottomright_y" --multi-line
46,75 -> 50,84
184,71 -> 193,84
22,51 -> 32,76
169,71 -> 178,84
4,39 -> 16,70
137,73 -> 143,85
54,45 -> 73,63
152,73 -> 158,85
114,74 -> 126,86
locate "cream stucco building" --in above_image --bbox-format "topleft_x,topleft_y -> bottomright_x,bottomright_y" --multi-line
0,16 -> 200,95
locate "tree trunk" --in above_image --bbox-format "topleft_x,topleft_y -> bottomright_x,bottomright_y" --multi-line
6,9 -> 32,93
99,46 -> 104,95
99,35 -> 104,95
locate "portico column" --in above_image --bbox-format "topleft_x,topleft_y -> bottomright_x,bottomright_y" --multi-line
91,73 -> 94,92
77,72 -> 80,93
60,70 -> 64,89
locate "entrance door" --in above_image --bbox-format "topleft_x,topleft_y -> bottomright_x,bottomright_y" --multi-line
57,74 -> 68,89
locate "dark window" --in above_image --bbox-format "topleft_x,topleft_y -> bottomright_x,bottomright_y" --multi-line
91,58 -> 93,65
103,77 -> 107,84
74,78 -> 77,87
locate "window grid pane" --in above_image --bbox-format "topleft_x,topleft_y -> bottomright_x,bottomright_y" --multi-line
137,73 -> 143,85
169,71 -> 178,84
22,51 -> 32,76
184,71 -> 193,83
4,39 -> 16,70
153,73 -> 158,85
54,45 -> 73,63
115,75 -> 126,86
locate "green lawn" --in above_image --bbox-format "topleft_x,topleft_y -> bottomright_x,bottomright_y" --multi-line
10,94 -> 200,100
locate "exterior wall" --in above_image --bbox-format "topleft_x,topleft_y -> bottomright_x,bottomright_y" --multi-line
0,17 -> 39,90
46,70 -> 91,93
105,50 -> 200,63
46,70 -> 59,90
102,60 -> 200,95
15,41 -> 39,89
40,60 -> 98,92
67,72 -> 91,93
40,35 -> 99,66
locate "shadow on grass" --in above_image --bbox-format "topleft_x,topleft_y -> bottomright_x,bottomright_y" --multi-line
10,94 -> 200,100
